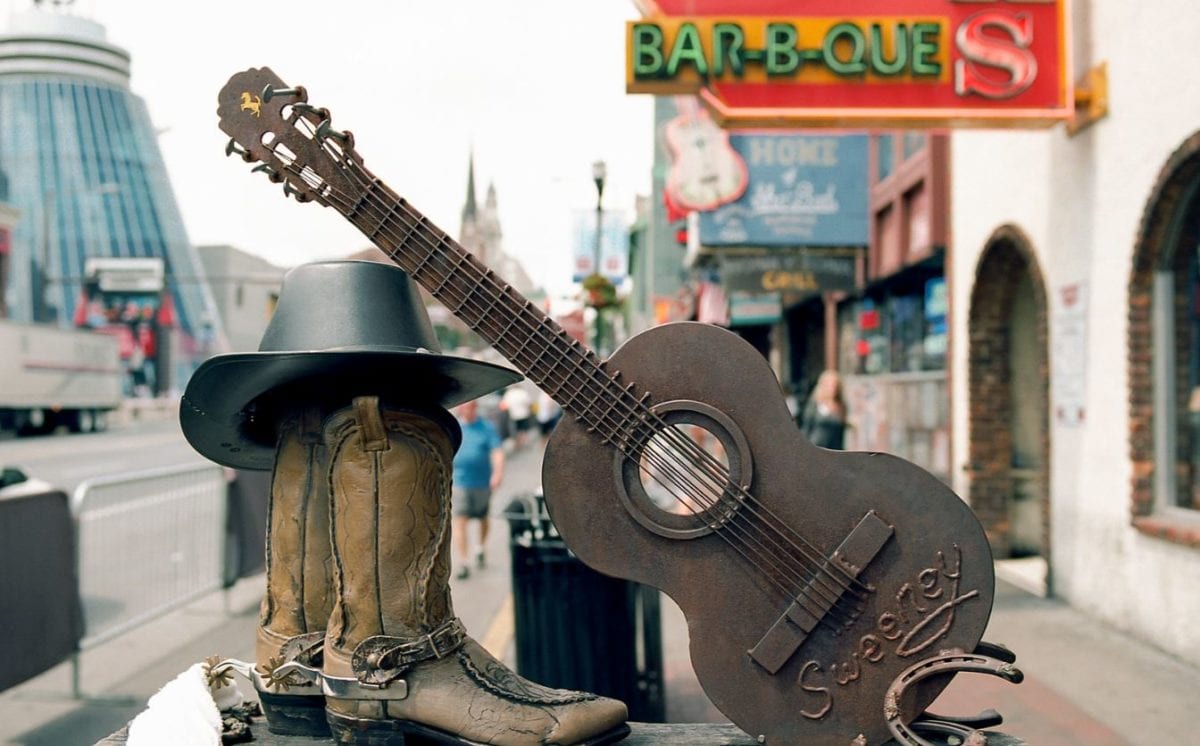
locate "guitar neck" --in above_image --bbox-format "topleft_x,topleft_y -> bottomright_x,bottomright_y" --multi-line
343,177 -> 647,447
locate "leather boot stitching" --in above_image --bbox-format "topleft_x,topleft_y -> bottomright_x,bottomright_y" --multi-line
373,448 -> 384,635
458,649 -> 598,706
327,425 -> 356,650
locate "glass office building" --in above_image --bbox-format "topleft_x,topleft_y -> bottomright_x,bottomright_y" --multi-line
0,7 -> 219,362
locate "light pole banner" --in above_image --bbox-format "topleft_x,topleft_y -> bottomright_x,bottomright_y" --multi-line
572,209 -> 629,282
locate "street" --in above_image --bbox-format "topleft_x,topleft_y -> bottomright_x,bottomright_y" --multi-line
2,423 -> 1199,744
0,411 -> 206,494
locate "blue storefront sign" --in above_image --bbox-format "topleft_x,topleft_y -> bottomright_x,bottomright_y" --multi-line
699,133 -> 869,247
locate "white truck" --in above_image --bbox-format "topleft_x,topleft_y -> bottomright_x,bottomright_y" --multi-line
0,319 -> 122,435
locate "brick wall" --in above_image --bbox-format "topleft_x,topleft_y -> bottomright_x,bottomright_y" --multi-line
967,226 -> 1050,558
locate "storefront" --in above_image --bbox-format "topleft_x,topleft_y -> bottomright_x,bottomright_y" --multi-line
948,1 -> 1200,665
840,133 -> 950,482
692,130 -> 870,393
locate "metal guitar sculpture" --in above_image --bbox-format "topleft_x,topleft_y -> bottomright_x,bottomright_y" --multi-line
217,68 -> 1016,746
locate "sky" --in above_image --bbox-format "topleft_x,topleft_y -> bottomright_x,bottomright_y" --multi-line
2,0 -> 656,294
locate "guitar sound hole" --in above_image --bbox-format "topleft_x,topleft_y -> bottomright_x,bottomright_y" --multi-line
616,400 -> 753,541
639,423 -> 729,516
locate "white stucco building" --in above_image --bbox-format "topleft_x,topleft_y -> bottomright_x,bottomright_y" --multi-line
948,2 -> 1200,666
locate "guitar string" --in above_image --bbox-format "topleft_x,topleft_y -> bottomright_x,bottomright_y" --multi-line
629,437 -> 868,626
335,188 -> 871,625
292,150 -> 873,622
268,126 -> 874,615
313,161 -> 870,612
323,189 -> 869,626
288,144 -> 875,620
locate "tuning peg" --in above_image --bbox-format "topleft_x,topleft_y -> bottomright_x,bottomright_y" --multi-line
315,119 -> 354,147
290,103 -> 321,118
252,163 -> 284,183
282,181 -> 311,203
261,84 -> 307,103
225,138 -> 252,161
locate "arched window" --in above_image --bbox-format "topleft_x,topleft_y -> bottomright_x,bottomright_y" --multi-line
1150,193 -> 1200,514
1129,132 -> 1200,542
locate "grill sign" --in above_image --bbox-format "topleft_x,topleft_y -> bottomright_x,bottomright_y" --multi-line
627,1 -> 1070,128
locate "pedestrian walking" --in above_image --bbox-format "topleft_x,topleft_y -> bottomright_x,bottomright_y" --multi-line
500,385 -> 533,449
452,397 -> 505,579
800,369 -> 848,450
535,387 -> 562,445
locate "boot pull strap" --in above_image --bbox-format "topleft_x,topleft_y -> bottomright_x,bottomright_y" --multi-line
299,405 -> 324,445
352,396 -> 389,452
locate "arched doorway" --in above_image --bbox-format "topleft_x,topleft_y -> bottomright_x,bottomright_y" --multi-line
967,226 -> 1051,594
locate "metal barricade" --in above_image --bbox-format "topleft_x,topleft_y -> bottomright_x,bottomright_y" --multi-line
70,462 -> 227,696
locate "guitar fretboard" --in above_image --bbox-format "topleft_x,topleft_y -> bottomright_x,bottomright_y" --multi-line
344,177 -> 653,455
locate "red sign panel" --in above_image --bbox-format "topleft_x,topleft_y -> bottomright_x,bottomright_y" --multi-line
0,226 -> 10,256
628,0 -> 1071,128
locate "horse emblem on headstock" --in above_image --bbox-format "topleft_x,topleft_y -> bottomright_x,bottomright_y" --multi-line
239,92 -> 262,117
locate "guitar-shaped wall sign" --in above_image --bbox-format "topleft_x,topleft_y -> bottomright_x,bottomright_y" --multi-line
663,96 -> 748,212
217,68 -> 1013,746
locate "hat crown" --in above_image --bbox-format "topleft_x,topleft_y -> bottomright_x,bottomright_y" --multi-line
258,261 -> 441,354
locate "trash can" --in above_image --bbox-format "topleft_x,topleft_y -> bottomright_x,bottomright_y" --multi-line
506,490 -> 665,722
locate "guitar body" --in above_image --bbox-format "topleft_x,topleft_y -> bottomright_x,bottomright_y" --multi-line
543,323 -> 994,746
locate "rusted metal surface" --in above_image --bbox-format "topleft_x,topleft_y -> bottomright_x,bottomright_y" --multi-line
544,323 -> 996,745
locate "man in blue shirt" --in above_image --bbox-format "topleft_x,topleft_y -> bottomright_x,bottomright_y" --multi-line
452,398 -> 505,579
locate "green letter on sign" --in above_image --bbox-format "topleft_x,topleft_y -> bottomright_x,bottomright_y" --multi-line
824,22 -> 867,76
911,23 -> 942,77
765,23 -> 800,76
869,23 -> 909,76
712,23 -> 746,77
633,23 -> 665,77
667,23 -> 709,77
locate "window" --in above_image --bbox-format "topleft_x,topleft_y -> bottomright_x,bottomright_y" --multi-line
877,134 -> 895,181
902,132 -> 927,161
1129,133 -> 1200,544
1156,240 -> 1200,513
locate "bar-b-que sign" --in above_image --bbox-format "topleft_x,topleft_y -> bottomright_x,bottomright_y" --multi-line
628,0 -> 1070,128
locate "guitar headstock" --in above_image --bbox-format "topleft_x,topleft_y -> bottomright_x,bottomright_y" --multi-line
217,67 -> 365,209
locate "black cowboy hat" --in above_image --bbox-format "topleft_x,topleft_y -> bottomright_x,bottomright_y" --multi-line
180,260 -> 521,470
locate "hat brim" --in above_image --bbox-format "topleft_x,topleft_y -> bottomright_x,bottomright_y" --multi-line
181,350 -> 521,470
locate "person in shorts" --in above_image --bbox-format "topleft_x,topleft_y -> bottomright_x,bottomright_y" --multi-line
452,398 -> 505,579
535,388 -> 562,445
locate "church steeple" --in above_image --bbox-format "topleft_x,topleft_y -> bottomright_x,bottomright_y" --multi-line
461,151 -> 478,223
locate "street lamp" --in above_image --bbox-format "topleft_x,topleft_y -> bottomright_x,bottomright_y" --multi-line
591,160 -> 606,353
592,160 -> 606,277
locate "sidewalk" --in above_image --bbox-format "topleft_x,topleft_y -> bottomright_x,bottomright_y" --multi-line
2,441 -> 1196,745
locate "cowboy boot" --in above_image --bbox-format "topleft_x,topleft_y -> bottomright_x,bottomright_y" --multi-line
321,396 -> 629,745
254,406 -> 335,736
